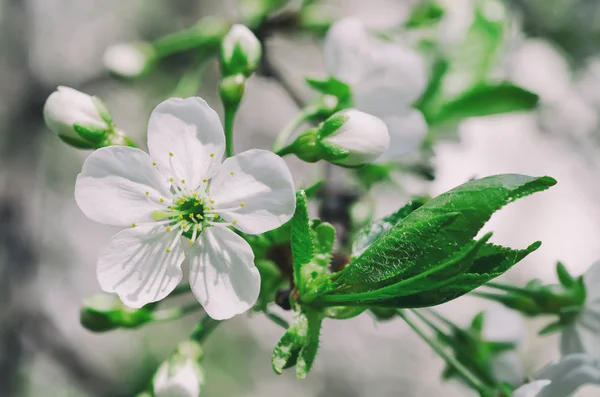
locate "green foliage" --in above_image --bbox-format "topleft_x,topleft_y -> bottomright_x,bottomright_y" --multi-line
305,77 -> 351,101
309,174 -> 556,308
404,0 -> 445,28
272,310 -> 324,379
290,190 -> 314,291
352,197 -> 428,259
430,84 -> 540,125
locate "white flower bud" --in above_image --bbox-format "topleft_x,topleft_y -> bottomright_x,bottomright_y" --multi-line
220,24 -> 262,77
153,358 -> 204,397
43,86 -> 113,149
320,109 -> 389,167
103,43 -> 154,79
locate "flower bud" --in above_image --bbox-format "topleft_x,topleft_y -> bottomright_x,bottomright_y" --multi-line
219,73 -> 246,109
80,293 -> 153,332
103,42 -> 155,79
319,109 -> 389,167
43,86 -> 114,149
154,341 -> 205,397
220,24 -> 262,77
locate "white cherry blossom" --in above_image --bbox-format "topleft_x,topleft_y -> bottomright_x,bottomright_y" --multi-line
323,17 -> 428,161
75,97 -> 296,320
560,260 -> 600,358
513,354 -> 600,397
154,358 -> 204,397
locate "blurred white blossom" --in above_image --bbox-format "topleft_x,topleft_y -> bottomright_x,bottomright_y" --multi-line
561,261 -> 600,358
323,17 -> 428,160
513,354 -> 600,397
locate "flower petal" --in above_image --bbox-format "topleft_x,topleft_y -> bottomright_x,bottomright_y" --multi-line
560,311 -> 600,358
97,225 -> 184,308
323,17 -> 371,85
354,42 -> 427,117
209,149 -> 296,234
147,97 -> 225,190
377,110 -> 427,162
75,146 -> 171,227
513,380 -> 551,397
186,226 -> 259,320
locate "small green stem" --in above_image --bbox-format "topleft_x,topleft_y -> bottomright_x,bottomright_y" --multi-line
272,108 -> 315,152
396,310 -> 489,395
265,310 -> 290,329
151,18 -> 230,59
190,315 -> 222,343
151,303 -> 202,322
224,106 -> 237,158
485,281 -> 532,295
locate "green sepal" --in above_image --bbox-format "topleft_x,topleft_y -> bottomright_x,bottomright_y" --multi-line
305,77 -> 351,102
58,134 -> 97,150
73,123 -> 109,146
311,220 -> 336,267
538,321 -> 563,336
319,140 -> 350,162
318,113 -> 348,138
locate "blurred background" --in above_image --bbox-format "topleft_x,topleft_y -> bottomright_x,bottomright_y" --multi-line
2,0 -> 600,396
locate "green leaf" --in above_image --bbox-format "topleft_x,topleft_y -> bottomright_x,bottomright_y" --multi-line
311,220 -> 336,267
454,0 -> 506,85
290,191 -> 313,290
330,174 -> 555,297
272,310 -> 324,379
317,232 -> 492,306
351,197 -> 428,259
556,261 -> 576,288
305,77 -> 351,100
272,315 -> 307,374
404,0 -> 445,28
430,83 -> 539,125
296,310 -> 323,379
377,241 -> 541,308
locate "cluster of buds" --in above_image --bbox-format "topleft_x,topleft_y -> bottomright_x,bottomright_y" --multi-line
219,24 -> 262,108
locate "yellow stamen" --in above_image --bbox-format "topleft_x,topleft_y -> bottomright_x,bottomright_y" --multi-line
131,223 -> 137,227
210,153 -> 215,158
181,179 -> 186,184
165,248 -> 171,253
232,220 -> 237,225
169,152 -> 174,157
145,191 -> 149,196
188,240 -> 194,245
230,171 -> 234,176
166,226 -> 171,232
160,198 -> 165,203
152,161 -> 156,166
203,179 -> 207,183
240,203 -> 245,207
210,199 -> 215,204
